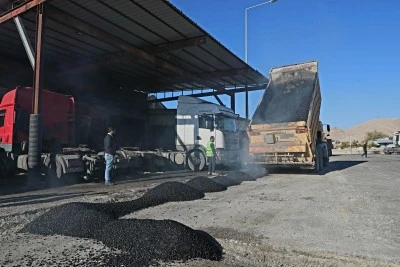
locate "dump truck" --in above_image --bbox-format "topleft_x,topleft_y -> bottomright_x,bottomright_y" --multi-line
146,96 -> 243,171
247,61 -> 329,172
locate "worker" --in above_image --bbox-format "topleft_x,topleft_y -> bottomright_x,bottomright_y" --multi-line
361,141 -> 368,158
104,126 -> 117,185
206,136 -> 217,175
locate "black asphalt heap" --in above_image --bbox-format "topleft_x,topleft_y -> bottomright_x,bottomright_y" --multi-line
21,203 -> 115,238
20,181 -> 219,265
212,175 -> 242,187
185,176 -> 227,193
95,219 -> 223,266
140,181 -> 205,204
232,172 -> 257,182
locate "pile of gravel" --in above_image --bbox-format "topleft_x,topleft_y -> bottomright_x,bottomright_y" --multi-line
94,219 -> 222,266
20,203 -> 115,238
21,182 -> 205,237
20,181 -> 222,266
212,175 -> 242,187
185,176 -> 227,193
140,182 -> 204,205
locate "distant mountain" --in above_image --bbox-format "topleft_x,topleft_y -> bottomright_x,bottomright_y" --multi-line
329,118 -> 400,142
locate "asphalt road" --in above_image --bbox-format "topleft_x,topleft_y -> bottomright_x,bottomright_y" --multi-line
0,154 -> 399,266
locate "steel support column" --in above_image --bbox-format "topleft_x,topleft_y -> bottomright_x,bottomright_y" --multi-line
33,4 -> 44,114
230,93 -> 236,113
28,3 -> 45,184
245,86 -> 249,121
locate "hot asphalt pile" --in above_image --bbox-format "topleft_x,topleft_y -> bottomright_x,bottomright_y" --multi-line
20,181 -> 221,266
111,182 -> 205,217
19,172 -> 266,265
212,175 -> 242,187
140,181 -> 205,204
94,219 -> 222,266
185,176 -> 227,193
20,202 -> 115,238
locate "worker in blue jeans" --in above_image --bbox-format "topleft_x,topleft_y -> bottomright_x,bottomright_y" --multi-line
104,127 -> 117,185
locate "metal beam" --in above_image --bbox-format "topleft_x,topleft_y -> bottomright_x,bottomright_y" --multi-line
214,95 -> 224,106
47,6 -> 184,75
148,84 -> 267,103
0,0 -> 47,24
245,87 -> 249,121
230,93 -> 235,112
146,36 -> 206,54
144,68 -> 249,91
33,3 -> 44,114
14,16 -> 35,69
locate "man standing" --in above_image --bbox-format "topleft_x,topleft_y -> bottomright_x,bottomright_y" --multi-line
206,136 -> 217,175
104,127 -> 117,185
361,141 -> 368,158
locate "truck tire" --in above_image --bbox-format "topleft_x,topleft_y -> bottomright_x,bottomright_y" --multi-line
314,148 -> 322,173
323,155 -> 329,167
187,149 -> 206,171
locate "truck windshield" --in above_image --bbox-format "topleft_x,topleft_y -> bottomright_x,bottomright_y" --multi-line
216,115 -> 237,132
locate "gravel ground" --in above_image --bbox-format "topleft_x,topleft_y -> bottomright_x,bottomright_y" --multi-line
0,156 -> 399,266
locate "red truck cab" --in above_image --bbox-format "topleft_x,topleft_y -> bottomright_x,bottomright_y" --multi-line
0,87 -> 75,154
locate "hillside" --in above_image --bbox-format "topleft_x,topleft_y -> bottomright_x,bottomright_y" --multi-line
330,118 -> 400,142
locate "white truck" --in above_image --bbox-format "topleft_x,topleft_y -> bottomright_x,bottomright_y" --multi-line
384,131 -> 400,155
146,96 -> 242,171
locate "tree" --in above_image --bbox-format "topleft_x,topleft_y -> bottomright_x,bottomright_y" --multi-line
340,141 -> 350,149
364,130 -> 387,143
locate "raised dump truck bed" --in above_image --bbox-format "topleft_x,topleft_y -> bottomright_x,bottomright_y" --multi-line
248,61 -> 328,171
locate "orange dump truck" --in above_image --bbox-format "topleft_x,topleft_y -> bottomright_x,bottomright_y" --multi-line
248,61 -> 330,172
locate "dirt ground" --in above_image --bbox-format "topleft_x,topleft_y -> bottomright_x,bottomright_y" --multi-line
0,155 -> 399,266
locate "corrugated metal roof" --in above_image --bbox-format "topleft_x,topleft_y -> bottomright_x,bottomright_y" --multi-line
0,0 -> 268,93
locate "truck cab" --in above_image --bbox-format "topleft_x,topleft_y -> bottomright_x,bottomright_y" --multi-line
384,131 -> 400,155
176,96 -> 240,170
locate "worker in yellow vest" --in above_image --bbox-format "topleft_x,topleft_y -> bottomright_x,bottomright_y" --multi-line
206,136 -> 217,175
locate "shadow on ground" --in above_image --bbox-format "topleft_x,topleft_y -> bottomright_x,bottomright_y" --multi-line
269,160 -> 367,175
0,192 -> 93,209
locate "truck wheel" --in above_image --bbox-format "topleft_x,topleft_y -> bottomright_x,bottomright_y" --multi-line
314,148 -> 321,173
187,149 -> 206,171
318,149 -> 324,171
323,155 -> 329,167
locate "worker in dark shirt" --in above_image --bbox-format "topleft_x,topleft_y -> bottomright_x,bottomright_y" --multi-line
361,141 -> 368,158
104,126 -> 117,185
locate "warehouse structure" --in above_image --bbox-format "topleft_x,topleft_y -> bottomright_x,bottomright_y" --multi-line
0,0 -> 268,177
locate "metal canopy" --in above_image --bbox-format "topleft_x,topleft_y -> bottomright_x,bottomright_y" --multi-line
0,0 -> 268,93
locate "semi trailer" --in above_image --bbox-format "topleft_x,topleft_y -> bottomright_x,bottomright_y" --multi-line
146,96 -> 244,171
0,87 -> 244,181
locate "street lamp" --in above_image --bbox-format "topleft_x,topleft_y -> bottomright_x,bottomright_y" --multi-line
245,0 -> 278,63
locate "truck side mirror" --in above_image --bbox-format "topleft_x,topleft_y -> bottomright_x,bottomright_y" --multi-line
327,125 -> 331,132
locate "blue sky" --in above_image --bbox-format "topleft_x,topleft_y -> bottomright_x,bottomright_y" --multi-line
168,0 -> 400,128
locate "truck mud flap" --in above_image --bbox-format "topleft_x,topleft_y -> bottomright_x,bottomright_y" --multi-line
56,154 -> 84,175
